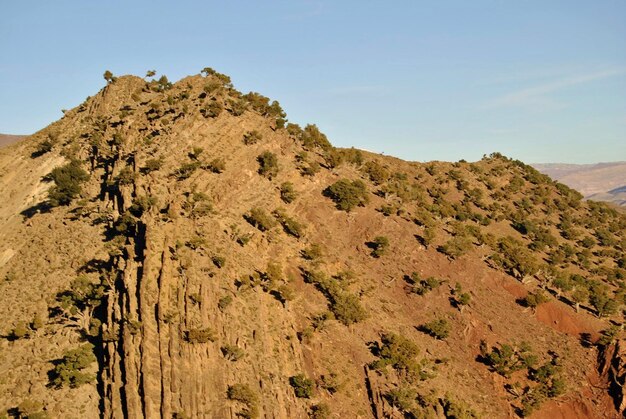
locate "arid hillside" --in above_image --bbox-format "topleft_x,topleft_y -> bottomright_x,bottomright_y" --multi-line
1,70 -> 625,419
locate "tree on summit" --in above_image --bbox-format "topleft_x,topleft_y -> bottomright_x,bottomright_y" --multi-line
103,70 -> 116,84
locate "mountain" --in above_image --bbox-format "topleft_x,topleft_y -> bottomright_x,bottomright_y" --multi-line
0,70 -> 625,418
0,134 -> 26,148
533,162 -> 626,207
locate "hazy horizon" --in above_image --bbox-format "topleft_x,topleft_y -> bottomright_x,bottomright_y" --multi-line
1,0 -> 625,164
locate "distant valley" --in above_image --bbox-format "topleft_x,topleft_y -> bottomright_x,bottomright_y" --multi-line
533,161 -> 626,207
0,134 -> 25,148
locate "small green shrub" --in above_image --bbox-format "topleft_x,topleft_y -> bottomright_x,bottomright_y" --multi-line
302,244 -> 323,261
174,161 -> 201,180
221,344 -> 245,361
407,273 -> 442,296
368,236 -> 389,258
273,208 -> 304,238
184,191 -> 213,218
103,70 -> 115,83
451,282 -> 471,307
228,98 -> 248,116
323,179 -> 369,211
370,332 -> 421,379
290,374 -> 315,398
31,313 -> 45,330
115,166 -> 135,186
212,255 -> 226,268
11,321 -> 30,339
521,289 -> 550,309
438,236 -> 473,259
191,147 -> 205,160
227,383 -> 259,418
48,160 -> 90,206
310,403 -> 331,419
143,158 -> 163,174
384,387 -> 416,412
482,341 -> 537,378
257,151 -> 279,179
243,130 -> 262,145
50,343 -> 96,388
186,235 -> 206,250
491,236 -> 539,279
362,161 -> 390,185
331,293 -> 368,325
16,399 -> 47,419
280,182 -> 297,203
303,270 -> 367,325
207,157 -> 226,173
185,328 -> 216,343
33,139 -> 54,157
420,319 -> 450,340
245,207 -> 277,231
218,295 -> 233,311
200,101 -> 223,118
319,372 -> 342,394
301,124 -> 332,151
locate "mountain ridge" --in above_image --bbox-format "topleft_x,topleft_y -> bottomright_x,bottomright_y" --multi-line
0,70 -> 624,418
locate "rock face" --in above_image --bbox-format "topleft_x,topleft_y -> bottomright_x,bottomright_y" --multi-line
0,71 -> 625,418
599,339 -> 626,415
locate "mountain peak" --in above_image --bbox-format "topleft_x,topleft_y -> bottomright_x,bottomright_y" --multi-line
0,69 -> 625,418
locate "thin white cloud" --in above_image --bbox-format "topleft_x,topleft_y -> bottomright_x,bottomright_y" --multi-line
482,68 -> 626,110
326,85 -> 385,96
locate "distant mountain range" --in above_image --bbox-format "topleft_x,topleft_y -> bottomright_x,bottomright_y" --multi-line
0,134 -> 25,148
533,162 -> 626,207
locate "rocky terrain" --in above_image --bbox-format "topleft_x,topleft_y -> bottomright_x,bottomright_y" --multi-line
533,162 -> 626,207
0,70 -> 625,418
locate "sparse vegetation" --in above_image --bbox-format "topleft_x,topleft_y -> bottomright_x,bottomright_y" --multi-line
280,181 -> 297,203
323,179 -> 369,211
221,344 -> 245,361
369,332 -> 434,382
368,236 -> 389,258
50,343 -> 96,388
302,244 -> 323,261
212,255 -> 226,268
243,130 -> 262,145
257,151 -> 279,179
227,384 -> 259,418
218,295 -> 233,311
48,160 -> 90,206
406,273 -> 442,296
481,341 -> 537,378
420,318 -> 450,340
290,374 -> 315,398
207,157 -> 226,173
185,328 -> 216,343
4,68 -> 626,418
521,289 -> 550,309
438,236 -> 473,259
245,207 -> 277,231
303,270 -> 367,325
273,208 -> 304,238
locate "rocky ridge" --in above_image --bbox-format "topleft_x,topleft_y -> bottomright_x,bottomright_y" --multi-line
0,70 -> 625,418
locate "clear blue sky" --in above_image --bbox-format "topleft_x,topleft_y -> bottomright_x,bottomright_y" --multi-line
1,1 -> 625,163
